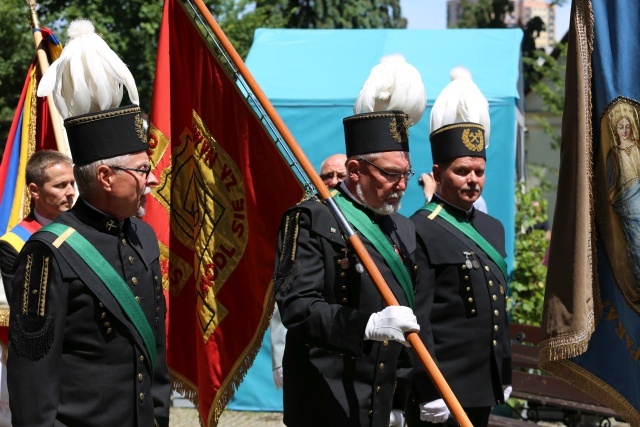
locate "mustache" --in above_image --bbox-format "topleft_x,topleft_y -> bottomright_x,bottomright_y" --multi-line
387,191 -> 405,200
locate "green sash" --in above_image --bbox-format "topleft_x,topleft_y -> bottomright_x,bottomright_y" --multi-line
421,201 -> 508,280
333,192 -> 414,308
41,223 -> 156,371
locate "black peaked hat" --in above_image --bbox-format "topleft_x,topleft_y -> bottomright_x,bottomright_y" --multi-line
429,122 -> 486,163
64,105 -> 147,166
343,111 -> 410,158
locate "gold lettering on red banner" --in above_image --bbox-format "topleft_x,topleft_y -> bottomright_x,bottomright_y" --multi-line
154,111 -> 248,342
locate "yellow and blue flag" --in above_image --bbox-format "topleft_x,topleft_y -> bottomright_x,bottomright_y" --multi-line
541,1 -> 640,424
0,28 -> 62,235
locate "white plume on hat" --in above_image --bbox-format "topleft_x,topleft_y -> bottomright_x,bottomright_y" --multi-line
37,19 -> 139,119
354,54 -> 426,126
430,66 -> 490,147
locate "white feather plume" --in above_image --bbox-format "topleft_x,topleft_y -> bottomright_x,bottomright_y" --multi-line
37,19 -> 138,119
354,54 -> 426,126
430,67 -> 491,147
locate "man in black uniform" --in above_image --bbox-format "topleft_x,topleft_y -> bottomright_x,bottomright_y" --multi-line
274,109 -> 422,427
407,75 -> 512,427
7,105 -> 171,426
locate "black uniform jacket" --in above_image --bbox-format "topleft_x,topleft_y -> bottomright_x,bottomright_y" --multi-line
7,199 -> 171,427
410,195 -> 512,408
274,187 -> 417,427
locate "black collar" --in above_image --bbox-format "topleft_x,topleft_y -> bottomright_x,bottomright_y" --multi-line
70,198 -> 131,236
432,194 -> 476,222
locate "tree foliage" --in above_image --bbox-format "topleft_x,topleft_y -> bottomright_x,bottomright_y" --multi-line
455,0 -> 513,28
525,41 -> 567,150
0,0 -> 405,149
508,182 -> 549,325
263,0 -> 406,29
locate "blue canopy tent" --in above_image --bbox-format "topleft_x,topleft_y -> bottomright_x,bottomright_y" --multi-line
228,28 -> 524,412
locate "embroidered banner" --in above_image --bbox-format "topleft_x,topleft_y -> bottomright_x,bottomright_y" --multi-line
145,1 -> 302,425
540,1 -> 640,423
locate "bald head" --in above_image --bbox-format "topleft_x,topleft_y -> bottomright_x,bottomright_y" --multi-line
319,154 -> 348,189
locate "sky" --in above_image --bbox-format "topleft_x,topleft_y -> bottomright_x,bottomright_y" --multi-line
400,0 -> 571,41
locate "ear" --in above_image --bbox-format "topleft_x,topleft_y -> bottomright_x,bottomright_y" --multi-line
96,165 -> 113,191
432,164 -> 443,185
347,158 -> 360,183
28,182 -> 39,201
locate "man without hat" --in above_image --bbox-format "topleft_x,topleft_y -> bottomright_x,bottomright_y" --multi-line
407,73 -> 512,427
0,150 -> 75,301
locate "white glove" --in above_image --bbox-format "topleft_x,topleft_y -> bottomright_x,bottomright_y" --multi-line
389,409 -> 405,427
419,398 -> 450,423
364,306 -> 420,347
273,366 -> 284,389
503,384 -> 513,401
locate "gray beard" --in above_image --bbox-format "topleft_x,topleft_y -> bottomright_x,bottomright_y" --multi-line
355,183 -> 400,216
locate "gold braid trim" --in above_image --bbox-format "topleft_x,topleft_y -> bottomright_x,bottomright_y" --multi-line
290,212 -> 300,262
22,254 -> 33,315
169,371 -> 203,427
38,256 -> 49,317
540,358 -> 640,425
23,69 -> 38,217
539,310 -> 595,363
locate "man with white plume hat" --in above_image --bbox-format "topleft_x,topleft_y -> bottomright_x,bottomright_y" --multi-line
407,69 -> 511,427
273,54 -> 424,427
7,19 -> 171,427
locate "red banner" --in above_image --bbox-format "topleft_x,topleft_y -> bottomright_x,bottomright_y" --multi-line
145,1 -> 303,425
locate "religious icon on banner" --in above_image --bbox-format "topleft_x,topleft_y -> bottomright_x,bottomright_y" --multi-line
596,96 -> 640,306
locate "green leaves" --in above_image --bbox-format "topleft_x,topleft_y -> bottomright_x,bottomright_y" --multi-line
508,183 -> 549,326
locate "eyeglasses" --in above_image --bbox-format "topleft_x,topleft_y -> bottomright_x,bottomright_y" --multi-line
358,157 -> 414,183
319,170 -> 347,181
108,165 -> 152,180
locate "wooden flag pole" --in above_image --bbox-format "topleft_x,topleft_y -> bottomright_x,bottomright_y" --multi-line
188,1 -> 472,425
25,0 -> 70,157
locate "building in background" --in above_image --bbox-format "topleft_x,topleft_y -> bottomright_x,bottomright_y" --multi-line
447,0 -> 556,49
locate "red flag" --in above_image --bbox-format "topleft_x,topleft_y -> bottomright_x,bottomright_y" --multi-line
145,1 -> 303,424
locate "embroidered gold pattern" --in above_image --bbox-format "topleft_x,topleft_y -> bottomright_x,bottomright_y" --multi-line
389,116 -> 409,144
22,254 -> 33,314
291,212 -> 301,262
135,114 -> 147,144
39,256 -> 49,317
461,128 -> 485,152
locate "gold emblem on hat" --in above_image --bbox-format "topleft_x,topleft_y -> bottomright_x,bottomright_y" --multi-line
389,116 -> 409,144
462,128 -> 484,152
135,114 -> 147,144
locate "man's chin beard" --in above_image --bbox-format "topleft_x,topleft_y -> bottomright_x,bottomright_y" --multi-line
356,183 -> 400,216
